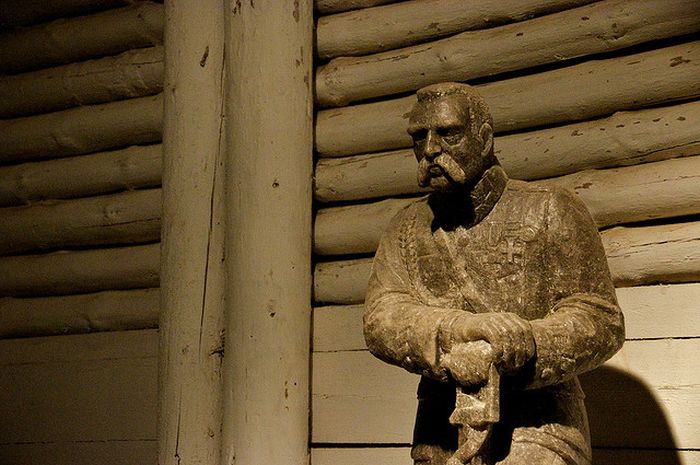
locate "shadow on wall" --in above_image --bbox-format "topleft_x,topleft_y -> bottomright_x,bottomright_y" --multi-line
580,366 -> 681,465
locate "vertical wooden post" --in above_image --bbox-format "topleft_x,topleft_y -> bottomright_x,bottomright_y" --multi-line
221,1 -> 313,464
159,1 -> 226,465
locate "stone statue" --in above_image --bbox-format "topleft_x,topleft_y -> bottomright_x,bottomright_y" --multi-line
364,82 -> 625,465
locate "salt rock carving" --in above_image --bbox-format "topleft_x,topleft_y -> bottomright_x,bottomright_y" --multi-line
364,82 -> 625,465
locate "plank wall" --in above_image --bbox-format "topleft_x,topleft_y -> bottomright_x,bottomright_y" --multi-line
311,1 -> 700,464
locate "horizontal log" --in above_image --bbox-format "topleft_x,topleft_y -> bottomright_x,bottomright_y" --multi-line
0,188 -> 161,254
0,0 -> 137,29
0,243 -> 159,297
0,94 -> 163,164
313,220 -> 700,303
544,156 -> 700,227
0,288 -> 159,338
0,46 -> 164,118
0,2 -> 164,74
315,40 -> 700,157
313,257 -> 374,304
312,283 -> 700,352
312,339 -> 700,447
315,100 -> 700,202
310,448 -> 700,465
315,0 -> 397,15
316,0 -> 700,106
314,155 -> 700,254
317,0 -> 598,59
0,144 -> 162,206
604,221 -> 700,287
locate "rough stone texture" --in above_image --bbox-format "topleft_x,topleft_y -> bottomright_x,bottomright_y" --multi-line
364,83 -> 625,465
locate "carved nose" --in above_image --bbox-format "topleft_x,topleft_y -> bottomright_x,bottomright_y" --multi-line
424,131 -> 441,160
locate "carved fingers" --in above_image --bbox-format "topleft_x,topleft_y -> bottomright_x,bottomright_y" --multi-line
449,312 -> 536,377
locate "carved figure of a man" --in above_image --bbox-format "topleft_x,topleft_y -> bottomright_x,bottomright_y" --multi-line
364,83 -> 625,465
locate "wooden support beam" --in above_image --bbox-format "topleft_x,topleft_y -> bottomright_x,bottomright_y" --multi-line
315,100 -> 700,202
0,94 -> 163,164
158,0 -> 226,464
0,288 -> 158,338
316,0 -> 700,106
0,46 -> 163,118
0,144 -> 162,207
0,243 -> 159,297
0,188 -> 161,254
315,40 -> 700,157
0,2 -> 164,74
221,2 -> 313,464
315,0 -> 397,15
313,220 -> 700,303
317,0 -> 598,59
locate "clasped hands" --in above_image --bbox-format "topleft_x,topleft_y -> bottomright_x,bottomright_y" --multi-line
440,312 -> 535,387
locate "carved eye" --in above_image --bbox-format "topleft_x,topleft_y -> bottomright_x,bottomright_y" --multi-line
438,128 -> 463,145
410,129 -> 427,145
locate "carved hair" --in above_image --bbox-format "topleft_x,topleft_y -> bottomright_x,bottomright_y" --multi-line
414,82 -> 493,137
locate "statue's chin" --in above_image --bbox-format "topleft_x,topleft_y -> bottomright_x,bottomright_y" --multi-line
428,175 -> 459,192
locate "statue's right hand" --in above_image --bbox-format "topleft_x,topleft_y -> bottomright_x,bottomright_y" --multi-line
441,341 -> 493,387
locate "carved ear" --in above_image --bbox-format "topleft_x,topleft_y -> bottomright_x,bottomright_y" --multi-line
479,122 -> 493,157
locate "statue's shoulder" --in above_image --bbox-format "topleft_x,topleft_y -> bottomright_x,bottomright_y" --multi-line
505,179 -> 579,205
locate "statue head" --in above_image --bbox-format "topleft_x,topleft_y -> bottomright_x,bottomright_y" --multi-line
408,82 -> 496,192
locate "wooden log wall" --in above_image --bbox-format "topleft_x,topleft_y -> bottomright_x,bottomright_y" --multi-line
311,1 -> 700,464
0,4 -> 164,463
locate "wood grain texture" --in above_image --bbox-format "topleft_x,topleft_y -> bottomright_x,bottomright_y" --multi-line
316,0 -> 700,106
0,46 -> 164,118
0,288 -> 159,338
0,144 -> 162,207
315,40 -> 700,157
0,188 -> 161,254
313,220 -> 700,303
0,94 -> 163,164
0,2 -> 163,74
314,100 -> 700,202
0,243 -> 159,297
316,0 -> 597,59
312,339 -> 700,447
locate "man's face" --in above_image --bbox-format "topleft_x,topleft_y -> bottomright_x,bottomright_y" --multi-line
408,96 -> 487,192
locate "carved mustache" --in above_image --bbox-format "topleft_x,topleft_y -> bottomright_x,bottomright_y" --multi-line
418,154 -> 467,187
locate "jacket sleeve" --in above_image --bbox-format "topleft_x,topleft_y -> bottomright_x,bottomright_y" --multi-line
364,207 -> 464,382
526,187 -> 625,389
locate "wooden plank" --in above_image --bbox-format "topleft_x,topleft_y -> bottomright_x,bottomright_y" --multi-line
315,40 -> 700,157
312,284 -> 700,351
0,288 -> 159,338
0,2 -> 164,74
311,339 -> 700,447
0,46 -> 164,118
0,144 -> 162,207
310,447 -> 700,465
0,243 -> 160,297
317,0 -> 597,59
314,100 -> 700,202
313,220 -> 700,303
315,0 -> 700,106
0,330 -> 157,444
0,440 -> 157,465
0,188 -> 161,254
0,94 -> 162,164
